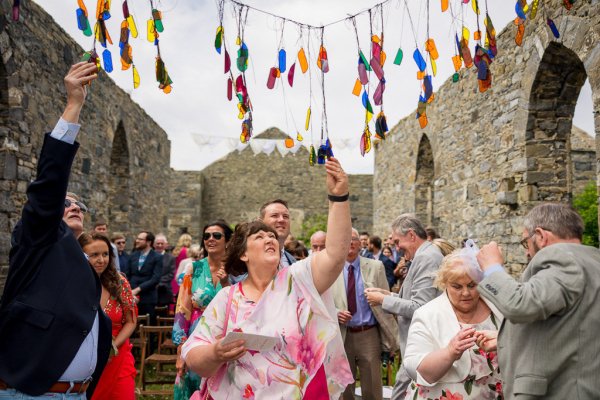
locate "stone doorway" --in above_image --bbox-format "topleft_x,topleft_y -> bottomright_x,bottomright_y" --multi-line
525,41 -> 593,203
108,122 -> 131,233
415,134 -> 434,226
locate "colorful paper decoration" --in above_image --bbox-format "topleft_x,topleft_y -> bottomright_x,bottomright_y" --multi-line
298,48 -> 308,73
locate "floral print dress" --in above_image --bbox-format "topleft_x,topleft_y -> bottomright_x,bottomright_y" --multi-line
173,258 -> 223,400
405,315 -> 503,400
181,256 -> 353,400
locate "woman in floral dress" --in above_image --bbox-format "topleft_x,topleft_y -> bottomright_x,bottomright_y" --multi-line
403,250 -> 504,400
181,158 -> 354,400
172,220 -> 232,400
79,233 -> 137,400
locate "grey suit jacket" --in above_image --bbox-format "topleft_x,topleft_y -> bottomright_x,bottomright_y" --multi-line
478,243 -> 600,399
382,241 -> 443,399
381,241 -> 443,356
332,256 -> 400,354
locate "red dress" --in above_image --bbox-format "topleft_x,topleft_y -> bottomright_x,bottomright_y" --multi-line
92,277 -> 138,400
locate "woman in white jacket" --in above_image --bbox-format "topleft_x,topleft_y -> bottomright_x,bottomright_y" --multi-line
403,250 -> 504,399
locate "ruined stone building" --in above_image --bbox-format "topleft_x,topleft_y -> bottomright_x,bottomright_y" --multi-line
0,0 -> 598,292
0,1 -> 372,291
168,128 -> 373,241
373,0 -> 599,273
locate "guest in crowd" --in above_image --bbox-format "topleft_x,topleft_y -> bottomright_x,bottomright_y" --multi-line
432,238 -> 455,257
79,233 -> 137,400
172,221 -> 232,400
476,203 -> 600,398
425,227 -> 440,241
403,249 -> 503,399
124,231 -> 162,324
382,245 -> 396,263
310,230 -> 327,253
0,63 -> 111,398
154,233 -> 175,308
112,232 -> 130,271
286,239 -> 309,260
176,244 -> 203,285
364,214 -> 444,399
172,233 -> 193,296
182,158 -> 353,399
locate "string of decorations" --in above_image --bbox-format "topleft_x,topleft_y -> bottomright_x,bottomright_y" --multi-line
74,0 -> 173,93
513,0 -> 572,45
211,0 -> 577,166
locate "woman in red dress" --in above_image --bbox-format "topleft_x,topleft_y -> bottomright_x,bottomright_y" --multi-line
79,233 -> 137,400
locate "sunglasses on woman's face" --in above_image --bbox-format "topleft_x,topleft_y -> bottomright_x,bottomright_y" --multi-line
203,232 -> 224,241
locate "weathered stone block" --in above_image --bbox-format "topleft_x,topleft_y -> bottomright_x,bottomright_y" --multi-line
497,191 -> 518,205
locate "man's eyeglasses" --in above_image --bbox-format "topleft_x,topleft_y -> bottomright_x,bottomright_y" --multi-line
520,231 -> 536,249
64,199 -> 88,213
114,240 -> 126,245
203,232 -> 224,241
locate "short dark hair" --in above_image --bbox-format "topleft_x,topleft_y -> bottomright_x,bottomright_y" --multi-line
259,199 -> 289,219
359,231 -> 370,237
425,227 -> 440,240
369,235 -> 382,250
141,231 -> 155,246
286,239 -> 308,259
94,218 -> 107,228
201,219 -> 233,253
225,221 -> 278,276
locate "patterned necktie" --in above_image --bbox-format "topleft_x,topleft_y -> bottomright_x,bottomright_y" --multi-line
347,264 -> 357,315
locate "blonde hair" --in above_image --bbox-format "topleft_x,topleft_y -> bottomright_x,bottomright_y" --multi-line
173,233 -> 193,256
432,238 -> 455,256
434,250 -> 473,290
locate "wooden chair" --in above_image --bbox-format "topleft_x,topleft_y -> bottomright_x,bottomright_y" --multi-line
157,316 -> 177,354
130,313 -> 150,360
137,325 -> 178,395
154,305 -> 170,318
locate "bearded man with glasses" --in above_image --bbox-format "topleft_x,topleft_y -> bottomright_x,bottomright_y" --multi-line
123,231 -> 163,325
475,203 -> 600,399
0,63 -> 112,398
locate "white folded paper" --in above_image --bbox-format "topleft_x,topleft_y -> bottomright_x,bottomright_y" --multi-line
221,332 -> 279,352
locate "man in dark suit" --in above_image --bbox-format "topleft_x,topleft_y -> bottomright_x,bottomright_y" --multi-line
154,233 -> 175,308
124,231 -> 163,324
0,62 -> 111,397
368,235 -> 397,289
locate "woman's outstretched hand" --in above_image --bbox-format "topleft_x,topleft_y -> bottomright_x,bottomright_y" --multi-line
325,157 -> 349,196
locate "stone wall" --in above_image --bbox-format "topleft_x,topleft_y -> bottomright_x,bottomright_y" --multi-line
0,1 -> 172,290
374,0 -> 599,274
170,128 -> 374,241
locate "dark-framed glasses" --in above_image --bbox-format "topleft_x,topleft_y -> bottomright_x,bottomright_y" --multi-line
64,198 -> 88,213
519,231 -> 536,249
203,232 -> 224,241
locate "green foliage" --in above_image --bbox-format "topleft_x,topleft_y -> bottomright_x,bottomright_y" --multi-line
573,181 -> 599,247
298,214 -> 328,244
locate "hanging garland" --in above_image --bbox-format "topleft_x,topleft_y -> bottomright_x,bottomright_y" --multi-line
74,0 -> 173,93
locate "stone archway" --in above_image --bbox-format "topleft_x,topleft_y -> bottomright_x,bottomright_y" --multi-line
525,42 -> 588,203
108,121 -> 131,233
415,134 -> 434,226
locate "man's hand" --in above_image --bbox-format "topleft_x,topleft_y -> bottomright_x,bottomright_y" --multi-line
337,310 -> 352,325
476,241 -> 504,271
475,330 -> 498,352
324,157 -> 349,197
131,287 -> 141,296
62,62 -> 98,123
364,288 -> 386,306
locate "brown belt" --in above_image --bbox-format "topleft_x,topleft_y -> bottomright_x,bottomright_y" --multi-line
0,378 -> 91,393
347,324 -> 377,333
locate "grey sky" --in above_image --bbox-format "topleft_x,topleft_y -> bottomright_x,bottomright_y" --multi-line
33,0 -> 594,174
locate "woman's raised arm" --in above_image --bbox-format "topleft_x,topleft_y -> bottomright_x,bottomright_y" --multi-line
311,157 -> 351,294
